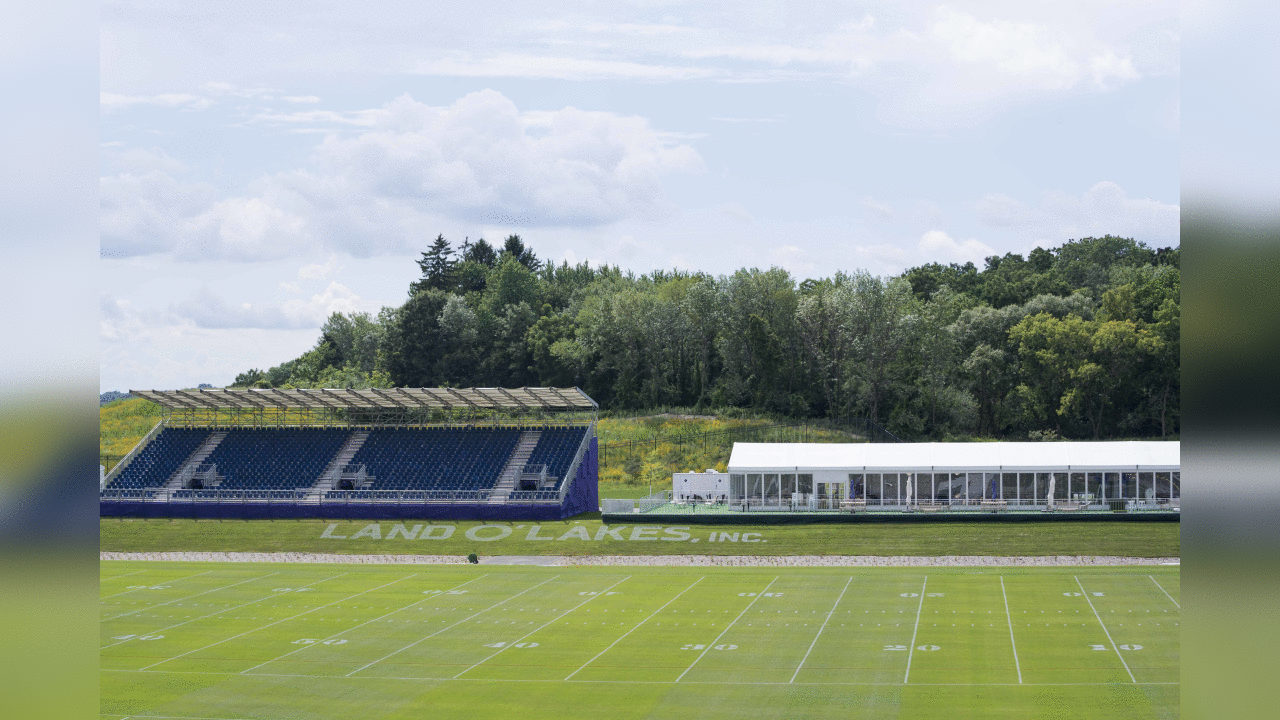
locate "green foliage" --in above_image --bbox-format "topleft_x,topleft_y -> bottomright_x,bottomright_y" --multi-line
225,232 -> 1178,440
411,233 -> 456,294
99,397 -> 163,459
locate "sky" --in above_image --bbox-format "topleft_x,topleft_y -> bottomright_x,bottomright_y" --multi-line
99,1 -> 1180,393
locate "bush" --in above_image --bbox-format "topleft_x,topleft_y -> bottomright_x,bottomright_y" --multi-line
467,552 -> 479,564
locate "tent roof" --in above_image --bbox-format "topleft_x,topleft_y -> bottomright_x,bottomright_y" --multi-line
129,387 -> 597,412
728,441 -> 1179,471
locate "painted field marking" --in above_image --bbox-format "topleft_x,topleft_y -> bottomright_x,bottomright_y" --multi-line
101,573 -> 339,650
138,573 -> 422,671
99,570 -> 215,600
453,575 -> 631,679
1000,576 -> 1022,684
565,576 -> 705,681
790,576 -> 852,684
100,569 -> 147,583
902,576 -> 928,684
99,666 -> 1183,687
101,707 -> 263,712
1074,576 -> 1135,683
100,714 -> 261,720
346,575 -> 560,677
239,574 -> 488,675
1149,575 -> 1180,609
103,572 -> 281,622
675,576 -> 778,683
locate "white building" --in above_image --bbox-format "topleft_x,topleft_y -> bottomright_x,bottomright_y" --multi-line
672,469 -> 729,503
725,441 -> 1180,510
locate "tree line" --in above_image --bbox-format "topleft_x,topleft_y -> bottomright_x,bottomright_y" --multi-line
232,233 -> 1179,440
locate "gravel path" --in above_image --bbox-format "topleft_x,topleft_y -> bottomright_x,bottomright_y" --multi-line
101,551 -> 1178,567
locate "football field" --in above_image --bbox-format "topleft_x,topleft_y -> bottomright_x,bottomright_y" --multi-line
101,561 -> 1179,719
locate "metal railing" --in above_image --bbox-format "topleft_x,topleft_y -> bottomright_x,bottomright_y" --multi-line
104,419 -> 166,484
601,495 -> 1181,514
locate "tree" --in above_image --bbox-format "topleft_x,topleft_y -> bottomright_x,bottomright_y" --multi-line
499,234 -> 541,271
526,307 -> 578,387
460,237 -> 499,268
482,255 -> 540,314
843,273 -> 917,425
436,294 -> 479,385
412,234 -> 455,293
383,289 -> 452,386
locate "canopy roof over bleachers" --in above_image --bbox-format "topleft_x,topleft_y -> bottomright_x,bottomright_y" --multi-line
130,387 -> 597,412
729,441 -> 1180,471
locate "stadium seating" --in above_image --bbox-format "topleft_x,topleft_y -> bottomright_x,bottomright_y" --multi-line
525,425 -> 589,490
106,424 -> 589,498
106,428 -> 212,489
347,426 -> 522,493
203,427 -> 351,490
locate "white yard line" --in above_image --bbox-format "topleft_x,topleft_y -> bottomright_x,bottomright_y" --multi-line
790,576 -> 853,684
101,714 -> 258,720
903,576 -> 928,684
104,572 -> 281,622
102,667 -> 1182,687
100,569 -> 148,583
346,575 -> 560,677
102,573 -> 337,650
1149,575 -> 1180,609
565,576 -> 705,681
675,576 -> 779,683
239,574 -> 487,675
99,570 -> 215,600
453,576 -> 631,679
138,572 -> 429,671
1075,576 -> 1136,683
1000,576 -> 1022,684
100,715 -> 258,720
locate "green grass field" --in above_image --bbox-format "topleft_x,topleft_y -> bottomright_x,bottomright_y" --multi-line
99,517 -> 1181,558
101,561 -> 1179,719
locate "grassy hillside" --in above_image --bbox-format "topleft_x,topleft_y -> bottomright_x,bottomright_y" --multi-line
99,397 -> 163,467
99,401 -> 859,495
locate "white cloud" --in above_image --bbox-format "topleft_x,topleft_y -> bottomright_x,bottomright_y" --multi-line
101,3 -> 1173,129
282,95 -> 321,103
101,91 -> 214,113
297,255 -> 342,281
99,167 -> 219,258
100,90 -> 704,261
918,229 -> 995,266
100,293 -> 320,391
245,108 -> 385,128
769,244 -> 816,276
977,181 -> 1179,246
860,196 -> 895,222
170,282 -> 361,330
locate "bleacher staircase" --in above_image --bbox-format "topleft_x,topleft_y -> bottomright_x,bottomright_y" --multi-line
163,430 -> 226,493
304,430 -> 368,501
488,430 -> 541,503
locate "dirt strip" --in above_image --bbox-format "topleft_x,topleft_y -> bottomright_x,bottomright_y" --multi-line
101,552 -> 1179,567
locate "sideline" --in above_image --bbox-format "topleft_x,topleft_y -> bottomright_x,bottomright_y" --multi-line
102,551 -> 1181,567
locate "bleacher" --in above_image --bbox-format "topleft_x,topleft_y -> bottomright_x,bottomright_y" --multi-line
205,427 -> 350,490
336,427 -> 522,495
106,427 -> 211,489
101,387 -> 599,520
105,425 -> 588,498
509,425 -> 589,500
526,426 -> 589,489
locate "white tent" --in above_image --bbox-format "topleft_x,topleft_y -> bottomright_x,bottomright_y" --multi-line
728,441 -> 1179,472
726,441 -> 1179,508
